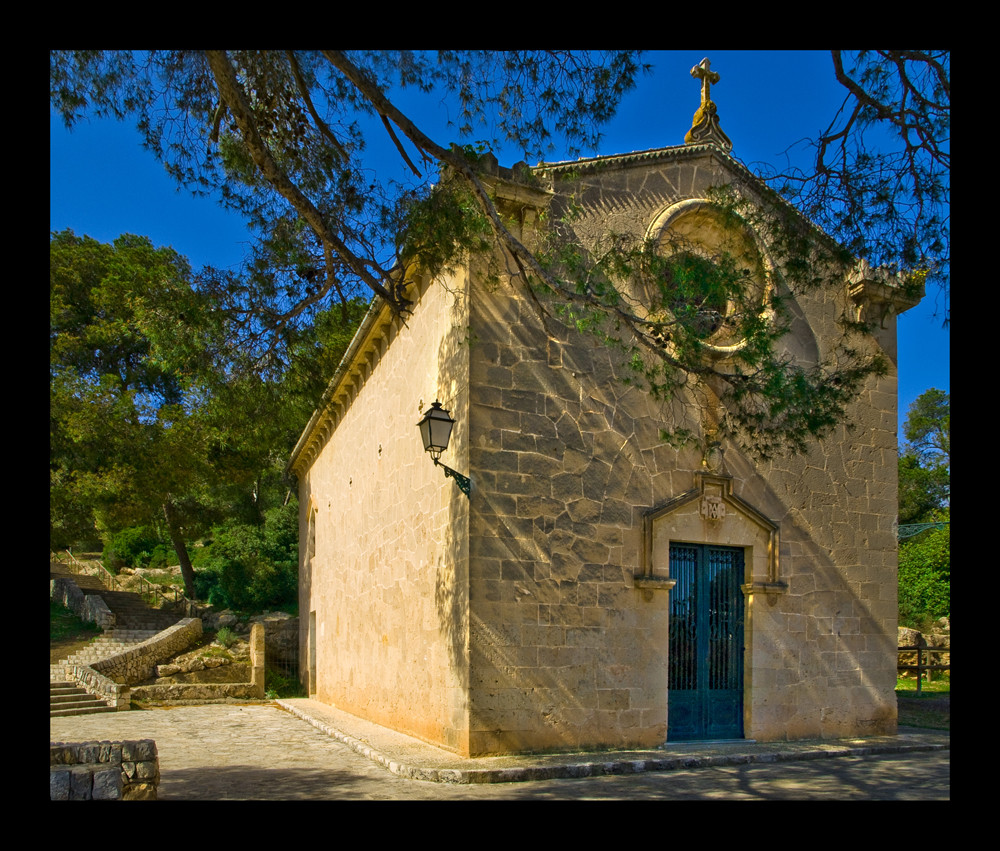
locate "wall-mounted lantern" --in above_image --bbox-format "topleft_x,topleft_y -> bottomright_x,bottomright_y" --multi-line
417,400 -> 471,497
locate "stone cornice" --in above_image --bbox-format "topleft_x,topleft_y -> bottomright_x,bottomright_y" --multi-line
535,143 -> 841,256
286,291 -> 404,479
848,260 -> 925,323
534,142 -> 742,177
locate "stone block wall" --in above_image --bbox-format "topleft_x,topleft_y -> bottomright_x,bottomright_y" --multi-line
294,273 -> 472,754
466,274 -> 900,750
129,622 -> 266,703
468,282 -> 685,754
460,150 -> 901,752
91,618 -> 203,685
50,740 -> 159,800
260,614 -> 298,667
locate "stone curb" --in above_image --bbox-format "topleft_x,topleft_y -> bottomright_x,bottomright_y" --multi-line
277,701 -> 948,786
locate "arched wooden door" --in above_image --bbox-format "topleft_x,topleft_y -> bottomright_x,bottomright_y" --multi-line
668,543 -> 745,741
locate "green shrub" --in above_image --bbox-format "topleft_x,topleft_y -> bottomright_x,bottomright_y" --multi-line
193,569 -> 220,602
190,539 -> 215,568
196,503 -> 298,613
102,525 -> 165,572
147,543 -> 177,570
215,626 -> 237,648
265,666 -> 306,699
898,526 -> 950,628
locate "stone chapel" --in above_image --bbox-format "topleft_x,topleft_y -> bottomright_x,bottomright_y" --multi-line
287,59 -> 921,756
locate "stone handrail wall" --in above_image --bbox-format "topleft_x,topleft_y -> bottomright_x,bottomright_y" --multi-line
92,618 -> 203,685
130,622 -> 266,703
50,572 -> 115,630
50,739 -> 159,800
63,619 -> 203,710
68,664 -> 130,710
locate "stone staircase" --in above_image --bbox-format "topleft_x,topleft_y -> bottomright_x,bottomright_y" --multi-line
51,563 -> 184,716
50,681 -> 117,717
95,591 -> 180,632
50,629 -> 165,716
51,629 -> 161,674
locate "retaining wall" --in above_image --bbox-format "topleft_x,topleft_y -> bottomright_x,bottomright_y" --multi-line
50,739 -> 159,800
130,622 -> 266,703
91,618 -> 203,684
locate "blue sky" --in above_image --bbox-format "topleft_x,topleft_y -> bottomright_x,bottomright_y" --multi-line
50,50 -> 948,437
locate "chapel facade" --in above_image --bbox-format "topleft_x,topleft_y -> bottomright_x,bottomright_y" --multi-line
287,60 -> 920,756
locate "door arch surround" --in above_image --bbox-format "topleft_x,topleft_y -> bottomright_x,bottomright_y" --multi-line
636,472 -> 787,741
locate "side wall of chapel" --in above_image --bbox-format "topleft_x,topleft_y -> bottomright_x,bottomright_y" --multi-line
297,273 -> 473,754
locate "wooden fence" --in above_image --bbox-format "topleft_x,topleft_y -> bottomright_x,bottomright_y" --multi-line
898,645 -> 950,694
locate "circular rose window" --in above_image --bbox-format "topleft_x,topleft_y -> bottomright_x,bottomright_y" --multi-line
639,198 -> 775,357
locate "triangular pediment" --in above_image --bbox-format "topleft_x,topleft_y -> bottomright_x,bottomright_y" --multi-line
639,472 -> 786,596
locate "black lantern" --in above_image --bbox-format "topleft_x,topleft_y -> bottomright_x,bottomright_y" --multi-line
417,400 -> 470,496
417,400 -> 455,462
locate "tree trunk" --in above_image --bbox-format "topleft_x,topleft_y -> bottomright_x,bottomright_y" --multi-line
163,500 -> 197,600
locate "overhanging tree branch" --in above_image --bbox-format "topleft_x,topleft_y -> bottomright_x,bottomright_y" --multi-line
204,50 -> 403,312
284,50 -> 348,163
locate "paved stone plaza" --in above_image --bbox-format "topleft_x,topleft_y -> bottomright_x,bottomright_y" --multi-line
50,701 -> 949,800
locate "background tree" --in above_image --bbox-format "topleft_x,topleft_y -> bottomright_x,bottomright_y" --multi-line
903,387 -> 950,471
50,229 -> 361,598
49,50 -> 910,459
51,230 -> 226,595
897,526 -> 949,628
897,387 -> 950,525
896,388 -> 949,629
50,50 -> 648,337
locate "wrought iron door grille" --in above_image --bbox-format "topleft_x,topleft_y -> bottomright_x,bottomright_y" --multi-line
668,542 -> 745,740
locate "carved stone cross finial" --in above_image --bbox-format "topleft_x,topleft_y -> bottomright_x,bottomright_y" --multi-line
692,57 -> 720,107
684,56 -> 732,152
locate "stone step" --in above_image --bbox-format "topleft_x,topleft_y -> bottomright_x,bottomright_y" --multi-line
51,689 -> 94,704
107,629 -> 161,639
75,633 -> 158,645
54,630 -> 163,671
53,568 -> 182,631
50,702 -> 117,717
50,682 -> 116,717
60,649 -> 137,665
61,655 -> 121,666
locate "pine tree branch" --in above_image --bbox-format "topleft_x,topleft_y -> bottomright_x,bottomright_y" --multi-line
204,50 -> 402,311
